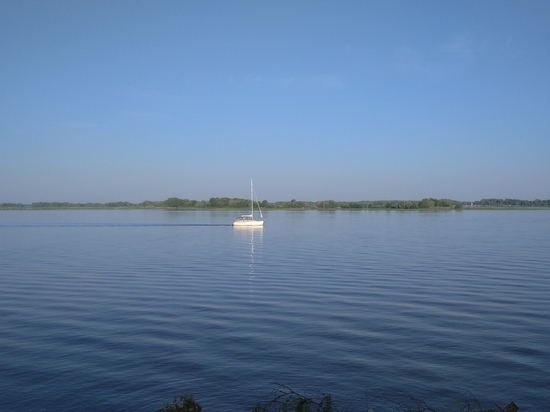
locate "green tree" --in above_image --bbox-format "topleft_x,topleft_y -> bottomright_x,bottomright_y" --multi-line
435,199 -> 452,208
317,200 -> 337,210
163,197 -> 186,208
419,198 -> 435,209
286,199 -> 308,209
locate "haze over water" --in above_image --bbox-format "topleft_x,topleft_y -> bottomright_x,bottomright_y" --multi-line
1,209 -> 549,411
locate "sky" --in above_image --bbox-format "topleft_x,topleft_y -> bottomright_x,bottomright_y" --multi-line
1,0 -> 549,203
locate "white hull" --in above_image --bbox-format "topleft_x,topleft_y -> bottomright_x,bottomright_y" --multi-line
233,219 -> 264,227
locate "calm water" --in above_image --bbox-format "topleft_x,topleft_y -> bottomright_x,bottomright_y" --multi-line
1,210 -> 549,411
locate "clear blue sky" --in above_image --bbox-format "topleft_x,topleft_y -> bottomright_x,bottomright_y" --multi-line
2,1 -> 549,203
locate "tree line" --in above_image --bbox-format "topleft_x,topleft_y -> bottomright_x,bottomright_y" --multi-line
473,198 -> 550,207
1,197 -> 549,210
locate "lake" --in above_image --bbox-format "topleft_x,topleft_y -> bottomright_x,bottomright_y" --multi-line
1,209 -> 549,411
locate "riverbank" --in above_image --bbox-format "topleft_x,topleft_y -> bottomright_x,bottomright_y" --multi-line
1,197 -> 549,211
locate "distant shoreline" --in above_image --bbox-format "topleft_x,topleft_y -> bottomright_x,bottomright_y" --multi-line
1,197 -> 549,211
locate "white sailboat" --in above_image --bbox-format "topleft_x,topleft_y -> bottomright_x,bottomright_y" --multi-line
233,179 -> 264,227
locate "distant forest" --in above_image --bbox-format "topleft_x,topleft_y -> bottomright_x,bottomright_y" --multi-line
1,197 -> 550,210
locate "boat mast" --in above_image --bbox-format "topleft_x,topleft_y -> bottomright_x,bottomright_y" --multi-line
250,179 -> 254,216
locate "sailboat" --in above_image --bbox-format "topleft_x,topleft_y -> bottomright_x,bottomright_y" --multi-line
233,179 -> 264,227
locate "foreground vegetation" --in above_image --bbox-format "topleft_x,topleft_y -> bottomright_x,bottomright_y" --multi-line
155,385 -> 518,412
1,197 -> 549,210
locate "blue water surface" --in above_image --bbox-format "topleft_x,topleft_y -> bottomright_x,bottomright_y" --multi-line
1,209 -> 549,411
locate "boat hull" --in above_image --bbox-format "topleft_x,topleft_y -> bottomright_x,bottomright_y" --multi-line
232,220 -> 264,227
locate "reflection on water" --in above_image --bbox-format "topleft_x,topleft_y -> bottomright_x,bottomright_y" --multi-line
234,226 -> 264,297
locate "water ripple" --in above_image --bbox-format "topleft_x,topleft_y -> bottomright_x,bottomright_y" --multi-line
1,210 -> 549,411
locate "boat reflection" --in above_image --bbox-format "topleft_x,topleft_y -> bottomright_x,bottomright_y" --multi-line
233,226 -> 263,297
